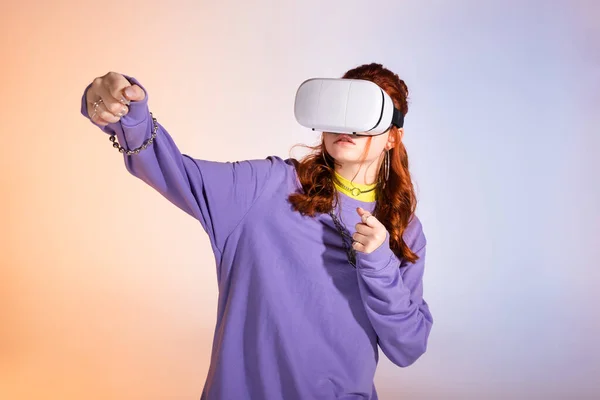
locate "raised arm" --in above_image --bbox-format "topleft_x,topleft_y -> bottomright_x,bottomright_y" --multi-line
81,72 -> 280,254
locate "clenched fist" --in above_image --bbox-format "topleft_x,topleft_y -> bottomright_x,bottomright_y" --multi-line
85,72 -> 146,127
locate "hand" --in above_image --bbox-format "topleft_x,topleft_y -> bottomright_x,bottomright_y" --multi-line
85,71 -> 146,127
352,207 -> 389,254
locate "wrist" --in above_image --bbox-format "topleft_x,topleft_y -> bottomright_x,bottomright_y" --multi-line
356,232 -> 395,272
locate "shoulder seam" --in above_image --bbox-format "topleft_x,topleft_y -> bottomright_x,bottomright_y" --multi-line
219,156 -> 288,251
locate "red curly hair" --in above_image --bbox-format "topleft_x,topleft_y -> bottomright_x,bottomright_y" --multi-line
288,63 -> 419,263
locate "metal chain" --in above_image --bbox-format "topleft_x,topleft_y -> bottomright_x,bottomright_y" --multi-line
334,178 -> 377,197
109,112 -> 159,155
328,210 -> 357,268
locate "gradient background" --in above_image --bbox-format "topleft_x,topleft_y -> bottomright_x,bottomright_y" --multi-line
1,0 -> 599,399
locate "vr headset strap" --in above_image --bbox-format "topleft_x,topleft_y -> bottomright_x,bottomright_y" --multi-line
392,107 -> 404,128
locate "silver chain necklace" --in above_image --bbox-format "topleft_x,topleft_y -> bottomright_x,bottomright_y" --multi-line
334,177 -> 377,197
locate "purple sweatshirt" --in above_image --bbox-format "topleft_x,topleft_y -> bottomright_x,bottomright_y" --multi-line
80,77 -> 433,400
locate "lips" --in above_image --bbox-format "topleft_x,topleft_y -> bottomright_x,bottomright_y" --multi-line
335,135 -> 355,144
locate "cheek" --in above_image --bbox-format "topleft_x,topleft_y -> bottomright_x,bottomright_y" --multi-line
368,137 -> 387,155
321,135 -> 332,153
323,133 -> 337,147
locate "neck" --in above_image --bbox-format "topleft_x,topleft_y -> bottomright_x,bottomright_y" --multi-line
334,161 -> 379,185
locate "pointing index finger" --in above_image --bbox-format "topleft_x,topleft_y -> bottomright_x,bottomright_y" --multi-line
361,211 -> 381,228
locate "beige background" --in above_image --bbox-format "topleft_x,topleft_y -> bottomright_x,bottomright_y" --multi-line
1,0 -> 599,399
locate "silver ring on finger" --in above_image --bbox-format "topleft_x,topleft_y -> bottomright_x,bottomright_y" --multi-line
92,99 -> 108,120
93,98 -> 103,112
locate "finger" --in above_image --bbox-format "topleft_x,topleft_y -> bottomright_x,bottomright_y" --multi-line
356,208 -> 368,222
88,98 -> 111,126
122,84 -> 145,102
103,71 -> 138,104
86,77 -> 128,121
92,99 -> 121,124
98,97 -> 129,120
363,213 -> 382,229
352,241 -> 367,253
85,77 -> 105,119
89,108 -> 110,126
361,212 -> 373,226
98,76 -> 131,117
356,207 -> 374,224
352,232 -> 368,245
355,222 -> 374,236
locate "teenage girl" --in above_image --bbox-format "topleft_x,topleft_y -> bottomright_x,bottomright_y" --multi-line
81,62 -> 433,400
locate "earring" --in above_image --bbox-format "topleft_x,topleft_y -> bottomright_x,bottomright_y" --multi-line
381,150 -> 390,188
385,150 -> 390,181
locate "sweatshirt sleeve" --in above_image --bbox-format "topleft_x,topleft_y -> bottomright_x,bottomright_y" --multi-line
355,216 -> 433,367
80,75 -> 279,255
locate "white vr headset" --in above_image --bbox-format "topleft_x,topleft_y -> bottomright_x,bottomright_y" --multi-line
294,78 -> 404,136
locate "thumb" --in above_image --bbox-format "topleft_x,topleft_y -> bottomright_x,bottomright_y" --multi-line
356,207 -> 367,216
123,84 -> 146,102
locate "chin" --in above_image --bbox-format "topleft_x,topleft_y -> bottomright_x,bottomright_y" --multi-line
327,149 -> 361,164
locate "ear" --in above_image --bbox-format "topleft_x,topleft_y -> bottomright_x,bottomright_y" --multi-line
397,128 -> 405,141
386,128 -> 403,151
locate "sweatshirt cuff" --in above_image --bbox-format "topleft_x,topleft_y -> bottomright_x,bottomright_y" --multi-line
355,231 -> 396,274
